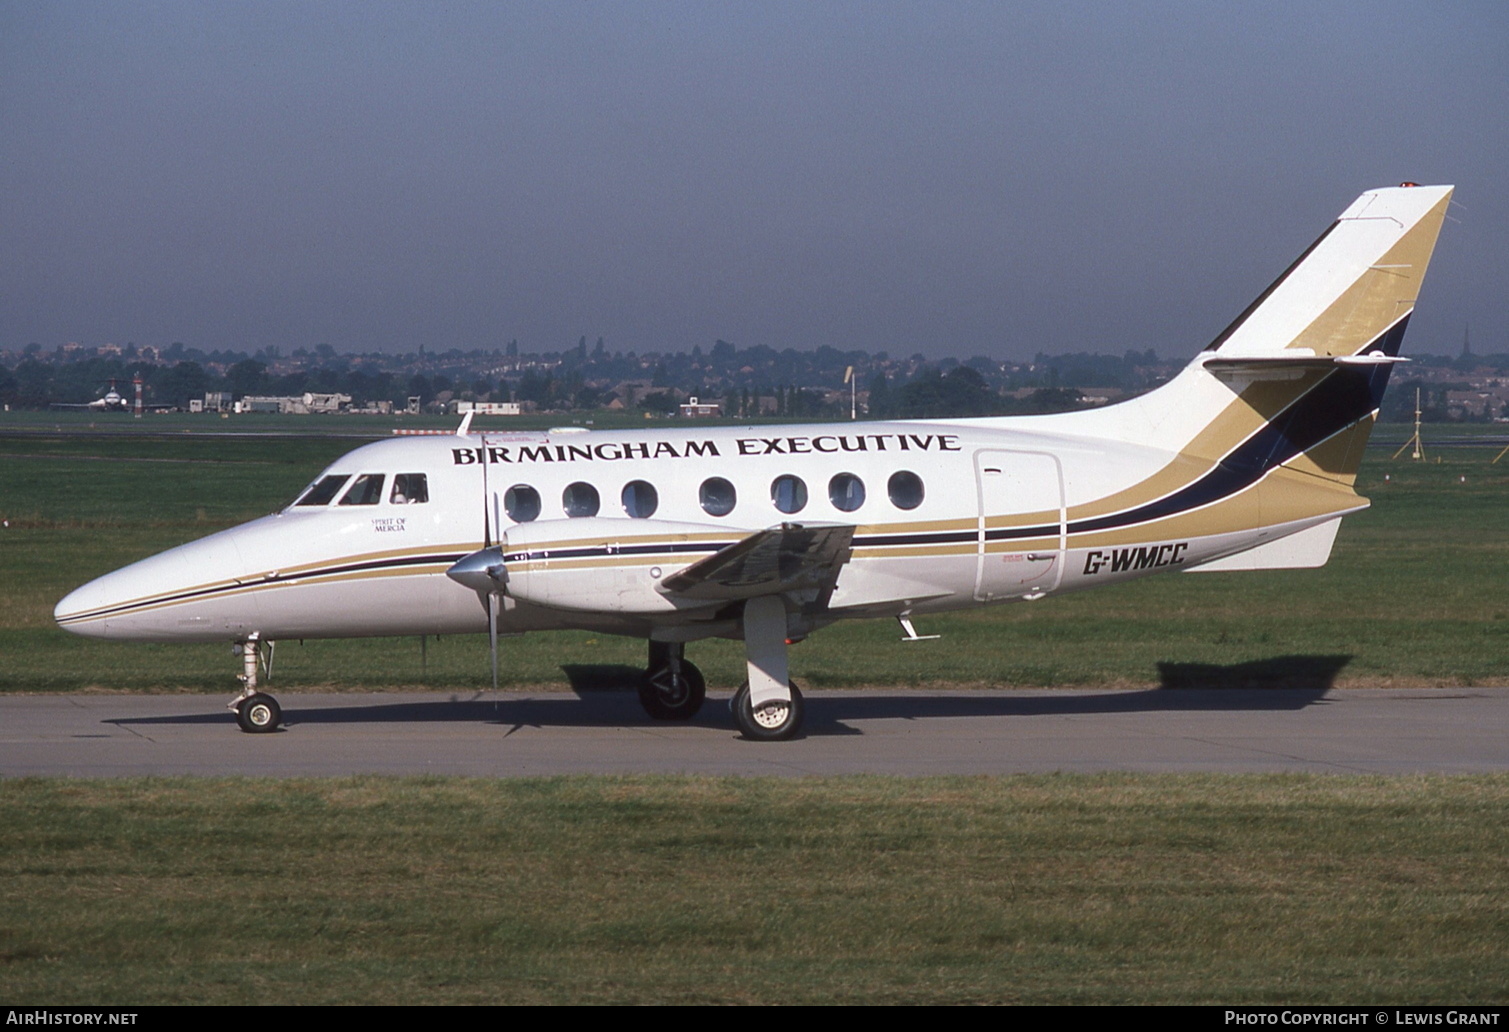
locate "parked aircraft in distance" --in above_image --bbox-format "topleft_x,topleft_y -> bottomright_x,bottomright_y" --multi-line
50,377 -> 133,412
56,184 -> 1453,740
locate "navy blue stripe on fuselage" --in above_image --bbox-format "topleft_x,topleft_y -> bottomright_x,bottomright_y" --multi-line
503,541 -> 731,563
59,551 -> 470,623
981,350 -> 1399,543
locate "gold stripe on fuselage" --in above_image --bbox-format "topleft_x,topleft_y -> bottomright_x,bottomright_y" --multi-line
58,554 -> 463,624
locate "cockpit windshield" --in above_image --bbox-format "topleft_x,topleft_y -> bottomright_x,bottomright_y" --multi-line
338,473 -> 386,506
293,474 -> 351,507
391,473 -> 428,504
287,471 -> 429,510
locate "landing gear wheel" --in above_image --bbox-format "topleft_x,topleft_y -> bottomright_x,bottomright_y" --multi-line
235,692 -> 282,734
638,660 -> 706,720
731,681 -> 804,741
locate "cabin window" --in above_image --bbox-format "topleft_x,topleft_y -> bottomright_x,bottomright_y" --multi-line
887,470 -> 924,510
699,477 -> 736,517
504,485 -> 541,523
829,472 -> 865,512
391,473 -> 428,504
294,474 -> 351,507
339,474 -> 386,506
771,474 -> 808,514
622,480 -> 658,518
563,482 -> 600,518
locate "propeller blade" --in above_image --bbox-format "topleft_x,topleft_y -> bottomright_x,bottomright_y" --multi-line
488,591 -> 499,692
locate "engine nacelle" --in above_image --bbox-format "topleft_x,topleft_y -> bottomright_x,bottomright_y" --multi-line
494,517 -> 738,614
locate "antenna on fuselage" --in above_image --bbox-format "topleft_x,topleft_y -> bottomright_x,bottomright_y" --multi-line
479,430 -> 492,548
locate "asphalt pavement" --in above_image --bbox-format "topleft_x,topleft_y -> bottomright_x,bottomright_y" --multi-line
3,686 -> 1506,777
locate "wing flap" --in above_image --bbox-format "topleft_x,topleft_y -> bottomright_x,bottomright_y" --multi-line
661,522 -> 854,600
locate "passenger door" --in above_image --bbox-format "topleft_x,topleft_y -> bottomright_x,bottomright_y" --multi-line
974,449 -> 1066,601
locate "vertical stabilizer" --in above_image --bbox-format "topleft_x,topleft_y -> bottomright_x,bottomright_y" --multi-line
1207,184 -> 1452,359
1018,185 -> 1454,466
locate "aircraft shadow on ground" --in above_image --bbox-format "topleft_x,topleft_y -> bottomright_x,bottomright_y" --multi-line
1156,653 -> 1352,691
107,654 -> 1349,736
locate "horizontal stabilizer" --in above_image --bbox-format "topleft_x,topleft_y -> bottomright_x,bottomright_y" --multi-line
661,522 -> 854,601
1185,518 -> 1343,572
1202,351 -> 1409,384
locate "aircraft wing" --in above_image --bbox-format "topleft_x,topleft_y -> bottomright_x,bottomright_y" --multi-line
661,522 -> 854,601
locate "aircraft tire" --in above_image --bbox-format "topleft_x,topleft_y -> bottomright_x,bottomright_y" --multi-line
731,681 -> 804,741
638,661 -> 706,720
236,693 -> 282,734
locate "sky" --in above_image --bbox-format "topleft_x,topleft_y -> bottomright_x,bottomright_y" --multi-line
3,1 -> 1505,361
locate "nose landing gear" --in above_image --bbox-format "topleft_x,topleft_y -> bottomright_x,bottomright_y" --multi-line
229,633 -> 283,733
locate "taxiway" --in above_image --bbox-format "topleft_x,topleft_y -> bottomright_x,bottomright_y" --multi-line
3,686 -> 1505,777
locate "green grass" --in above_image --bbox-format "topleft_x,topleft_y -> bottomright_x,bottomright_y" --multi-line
4,426 -> 1509,692
2,775 -> 1506,1004
4,426 -> 1507,1004
0,772 -> 1502,1007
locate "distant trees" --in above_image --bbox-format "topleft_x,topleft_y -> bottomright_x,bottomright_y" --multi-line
155,362 -> 211,409
0,336 -> 1189,418
878,367 -> 1004,419
638,390 -> 681,415
225,359 -> 268,399
10,359 -> 53,407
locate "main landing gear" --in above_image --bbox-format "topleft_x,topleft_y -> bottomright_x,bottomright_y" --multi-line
730,680 -> 804,741
229,633 -> 283,733
638,640 -> 706,720
732,595 -> 803,741
638,599 -> 805,740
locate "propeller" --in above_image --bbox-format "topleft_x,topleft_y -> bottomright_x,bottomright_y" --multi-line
487,592 -> 499,692
468,430 -> 501,691
442,547 -> 507,689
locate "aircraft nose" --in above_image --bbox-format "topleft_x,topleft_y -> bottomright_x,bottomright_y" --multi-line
54,577 -> 123,639
54,527 -> 254,641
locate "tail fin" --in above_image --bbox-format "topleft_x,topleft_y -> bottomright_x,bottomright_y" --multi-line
1047,185 -> 1453,572
1206,183 -> 1452,360
1076,184 -> 1452,491
1204,184 -> 1451,488
1172,186 -> 1452,572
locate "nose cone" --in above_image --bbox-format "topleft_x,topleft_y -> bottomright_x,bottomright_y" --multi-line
54,577 -> 124,639
55,525 -> 254,641
446,547 -> 506,594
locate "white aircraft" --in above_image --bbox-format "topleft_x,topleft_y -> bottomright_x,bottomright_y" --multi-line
50,377 -> 133,412
56,184 -> 1453,740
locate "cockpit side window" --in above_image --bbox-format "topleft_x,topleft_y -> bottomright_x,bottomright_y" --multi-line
294,474 -> 351,507
391,473 -> 428,504
339,473 -> 386,506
